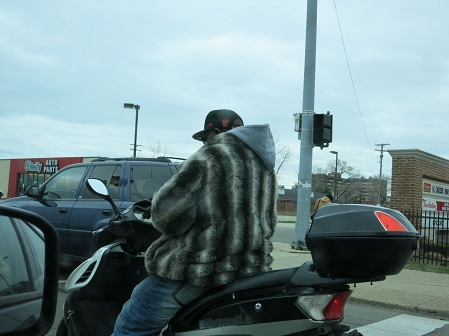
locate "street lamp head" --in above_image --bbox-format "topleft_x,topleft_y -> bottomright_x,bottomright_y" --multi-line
124,103 -> 135,109
330,151 -> 338,155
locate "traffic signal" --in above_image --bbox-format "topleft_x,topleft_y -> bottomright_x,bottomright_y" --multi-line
313,113 -> 333,147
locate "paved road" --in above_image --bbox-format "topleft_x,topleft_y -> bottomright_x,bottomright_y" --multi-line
344,302 -> 449,335
273,222 -> 296,244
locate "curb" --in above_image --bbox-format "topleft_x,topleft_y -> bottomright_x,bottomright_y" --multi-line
280,248 -> 311,254
348,296 -> 449,319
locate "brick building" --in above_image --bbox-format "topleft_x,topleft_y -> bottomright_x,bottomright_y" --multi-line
277,189 -> 298,215
388,149 -> 449,211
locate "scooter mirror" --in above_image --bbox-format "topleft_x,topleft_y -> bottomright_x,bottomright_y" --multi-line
86,178 -> 108,196
86,178 -> 121,215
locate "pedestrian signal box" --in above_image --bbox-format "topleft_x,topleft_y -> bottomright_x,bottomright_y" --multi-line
313,113 -> 333,147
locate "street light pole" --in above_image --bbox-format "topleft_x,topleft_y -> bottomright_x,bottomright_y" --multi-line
330,151 -> 338,201
124,103 -> 140,158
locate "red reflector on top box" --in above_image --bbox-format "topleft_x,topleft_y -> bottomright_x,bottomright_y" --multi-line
375,211 -> 408,232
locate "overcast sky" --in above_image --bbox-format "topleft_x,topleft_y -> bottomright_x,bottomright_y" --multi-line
1,0 -> 448,188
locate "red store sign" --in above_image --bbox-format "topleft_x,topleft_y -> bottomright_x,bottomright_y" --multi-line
437,201 -> 449,212
422,198 -> 449,212
8,157 -> 83,197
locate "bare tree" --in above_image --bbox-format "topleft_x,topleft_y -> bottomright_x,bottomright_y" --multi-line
312,165 -> 327,174
273,135 -> 293,176
312,160 -> 362,203
339,177 -> 364,204
325,160 -> 357,178
336,169 -> 365,204
142,140 -> 171,158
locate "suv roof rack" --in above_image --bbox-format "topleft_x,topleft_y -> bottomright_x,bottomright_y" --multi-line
91,157 -> 172,162
157,156 -> 186,161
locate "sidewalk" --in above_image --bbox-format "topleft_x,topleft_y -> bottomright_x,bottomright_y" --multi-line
271,242 -> 449,318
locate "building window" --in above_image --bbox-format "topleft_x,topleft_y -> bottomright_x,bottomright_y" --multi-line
17,173 -> 53,196
280,201 -> 285,209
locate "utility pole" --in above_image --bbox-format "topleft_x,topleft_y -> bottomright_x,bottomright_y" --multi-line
330,150 -> 338,201
293,0 -> 318,250
375,143 -> 390,205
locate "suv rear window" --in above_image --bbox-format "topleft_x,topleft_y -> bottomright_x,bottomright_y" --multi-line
130,165 -> 172,201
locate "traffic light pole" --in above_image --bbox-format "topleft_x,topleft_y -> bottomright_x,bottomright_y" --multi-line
293,0 -> 317,250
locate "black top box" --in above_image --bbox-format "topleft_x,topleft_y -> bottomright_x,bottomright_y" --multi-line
306,204 -> 420,277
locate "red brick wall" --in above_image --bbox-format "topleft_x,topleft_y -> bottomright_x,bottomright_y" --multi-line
389,149 -> 449,210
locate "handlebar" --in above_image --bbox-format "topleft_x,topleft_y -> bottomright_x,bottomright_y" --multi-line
92,226 -> 108,235
86,178 -> 158,254
92,199 -> 152,236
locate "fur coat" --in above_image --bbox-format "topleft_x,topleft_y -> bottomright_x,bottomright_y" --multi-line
145,124 -> 278,287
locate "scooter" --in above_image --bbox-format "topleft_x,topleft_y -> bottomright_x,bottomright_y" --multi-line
56,178 -> 419,336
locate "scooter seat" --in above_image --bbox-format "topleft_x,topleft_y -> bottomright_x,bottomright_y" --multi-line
170,261 -> 386,331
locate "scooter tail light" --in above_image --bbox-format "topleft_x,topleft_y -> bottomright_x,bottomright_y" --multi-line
295,290 -> 352,321
322,290 -> 352,320
374,211 -> 408,232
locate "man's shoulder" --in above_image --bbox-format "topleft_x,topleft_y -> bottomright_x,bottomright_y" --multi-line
185,137 -> 257,172
182,146 -> 211,164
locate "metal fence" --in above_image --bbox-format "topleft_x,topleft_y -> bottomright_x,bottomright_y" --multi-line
400,209 -> 449,267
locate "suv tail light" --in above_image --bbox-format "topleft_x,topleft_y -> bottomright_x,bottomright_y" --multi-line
295,290 -> 352,321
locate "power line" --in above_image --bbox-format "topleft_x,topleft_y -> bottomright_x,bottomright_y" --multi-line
332,0 -> 377,164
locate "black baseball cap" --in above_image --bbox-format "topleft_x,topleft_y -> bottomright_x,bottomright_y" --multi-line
192,109 -> 243,141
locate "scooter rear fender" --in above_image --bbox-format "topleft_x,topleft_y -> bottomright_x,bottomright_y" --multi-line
169,261 -> 382,333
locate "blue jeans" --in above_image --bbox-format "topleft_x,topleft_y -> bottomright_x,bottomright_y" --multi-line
112,275 -> 209,336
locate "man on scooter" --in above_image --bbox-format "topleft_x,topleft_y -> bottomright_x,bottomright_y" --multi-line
112,109 -> 278,336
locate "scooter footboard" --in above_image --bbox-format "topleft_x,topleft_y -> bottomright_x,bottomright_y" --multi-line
64,294 -> 123,336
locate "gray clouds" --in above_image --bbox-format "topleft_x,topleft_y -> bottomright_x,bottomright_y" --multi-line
1,0 -> 448,187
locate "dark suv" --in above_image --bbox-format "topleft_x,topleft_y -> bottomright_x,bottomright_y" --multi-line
1,157 -> 181,265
